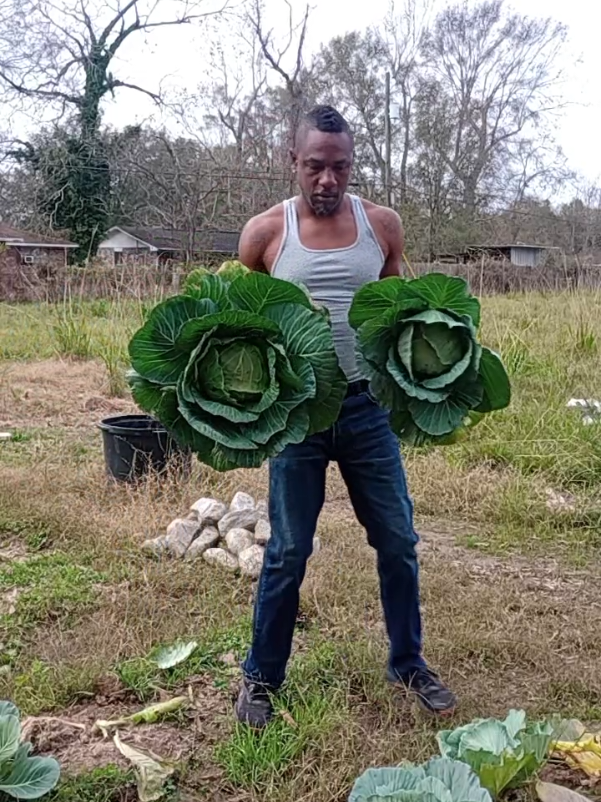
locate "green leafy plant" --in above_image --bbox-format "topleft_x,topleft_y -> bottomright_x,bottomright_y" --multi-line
349,756 -> 492,802
127,269 -> 347,471
0,700 -> 60,799
437,709 -> 554,798
349,273 -> 511,445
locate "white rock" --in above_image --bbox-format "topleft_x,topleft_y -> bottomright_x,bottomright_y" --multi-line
190,497 -> 228,523
165,518 -> 201,558
203,548 -> 239,572
0,433 -> 12,441
311,536 -> 321,558
254,518 -> 271,545
239,544 -> 265,579
225,528 -> 254,556
184,527 -> 220,560
255,499 -> 269,520
142,536 -> 168,557
218,508 -> 259,536
229,491 -> 255,512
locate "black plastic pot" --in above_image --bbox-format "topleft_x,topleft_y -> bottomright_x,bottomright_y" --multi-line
98,414 -> 191,483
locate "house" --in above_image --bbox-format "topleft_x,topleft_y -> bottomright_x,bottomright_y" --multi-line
0,223 -> 78,301
436,243 -> 551,268
97,226 -> 240,267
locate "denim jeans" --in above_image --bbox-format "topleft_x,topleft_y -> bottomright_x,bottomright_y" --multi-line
242,388 -> 426,689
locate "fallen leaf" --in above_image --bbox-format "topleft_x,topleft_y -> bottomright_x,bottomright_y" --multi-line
536,780 -> 592,802
113,731 -> 175,802
152,641 -> 198,670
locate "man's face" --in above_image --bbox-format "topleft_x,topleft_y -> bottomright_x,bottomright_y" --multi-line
292,129 -> 353,217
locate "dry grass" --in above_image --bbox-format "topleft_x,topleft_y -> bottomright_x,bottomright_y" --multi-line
1,294 -> 601,801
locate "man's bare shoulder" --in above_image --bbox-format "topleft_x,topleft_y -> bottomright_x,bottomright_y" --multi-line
360,198 -> 403,234
238,203 -> 286,271
241,203 -> 285,240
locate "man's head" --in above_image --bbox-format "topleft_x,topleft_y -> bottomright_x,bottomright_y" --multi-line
291,105 -> 354,217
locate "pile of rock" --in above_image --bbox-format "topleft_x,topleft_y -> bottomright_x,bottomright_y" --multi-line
141,491 -> 320,580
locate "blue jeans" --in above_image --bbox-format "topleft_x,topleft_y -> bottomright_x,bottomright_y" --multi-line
242,388 -> 426,688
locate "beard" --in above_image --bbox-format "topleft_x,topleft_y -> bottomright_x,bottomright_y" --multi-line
303,190 -> 344,217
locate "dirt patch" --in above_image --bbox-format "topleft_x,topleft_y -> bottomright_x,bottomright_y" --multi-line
23,674 -> 230,777
0,359 -> 136,430
0,537 -> 28,562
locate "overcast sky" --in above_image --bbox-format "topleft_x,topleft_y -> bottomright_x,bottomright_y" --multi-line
92,0 -> 601,185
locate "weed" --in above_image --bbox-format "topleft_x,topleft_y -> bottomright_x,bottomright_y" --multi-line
115,618 -> 252,700
215,643 -> 349,793
53,305 -> 94,359
0,552 -> 104,630
49,765 -> 134,802
98,340 -> 129,398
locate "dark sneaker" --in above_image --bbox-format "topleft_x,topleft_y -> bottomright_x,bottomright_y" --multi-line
387,667 -> 457,716
234,679 -> 274,728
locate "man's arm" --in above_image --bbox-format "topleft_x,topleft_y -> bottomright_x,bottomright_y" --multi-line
378,208 -> 404,278
237,217 -> 271,274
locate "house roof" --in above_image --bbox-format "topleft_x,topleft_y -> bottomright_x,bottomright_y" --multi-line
465,243 -> 549,251
0,222 -> 78,248
111,226 -> 240,254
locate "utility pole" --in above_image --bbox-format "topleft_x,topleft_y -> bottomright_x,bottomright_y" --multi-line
384,71 -> 392,208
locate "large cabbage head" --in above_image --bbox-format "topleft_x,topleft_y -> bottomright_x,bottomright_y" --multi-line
349,273 -> 511,445
349,756 -> 493,802
127,271 -> 347,471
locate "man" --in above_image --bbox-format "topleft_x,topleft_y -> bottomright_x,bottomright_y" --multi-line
235,105 -> 456,728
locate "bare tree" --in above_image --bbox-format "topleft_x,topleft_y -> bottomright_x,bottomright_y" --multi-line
422,0 -> 567,215
246,0 -> 311,154
0,0 -> 227,135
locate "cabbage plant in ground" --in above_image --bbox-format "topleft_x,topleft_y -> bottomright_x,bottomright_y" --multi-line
349,756 -> 493,802
437,709 -> 554,798
349,273 -> 511,446
128,269 -> 347,471
0,701 -> 60,799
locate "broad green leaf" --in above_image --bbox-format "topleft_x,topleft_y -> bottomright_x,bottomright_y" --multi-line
387,349 -> 450,403
420,341 -> 476,391
397,323 -> 415,377
424,757 -> 492,802
475,347 -> 511,413
0,702 -> 18,719
152,640 -> 198,669
0,750 -> 60,800
422,322 -> 467,367
406,273 -> 481,327
177,309 -> 281,353
0,714 -> 20,763
183,272 -> 231,306
349,278 -> 425,328
128,296 -> 217,384
264,303 -> 346,420
411,334 -> 446,378
228,272 -> 312,314
127,371 -> 179,421
306,366 -> 348,436
178,391 -> 260,450
219,342 -> 269,395
408,380 -> 483,436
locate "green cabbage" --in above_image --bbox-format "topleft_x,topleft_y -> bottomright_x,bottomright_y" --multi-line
127,270 -> 347,471
437,710 -> 554,798
349,756 -> 493,802
348,273 -> 511,446
0,701 -> 60,799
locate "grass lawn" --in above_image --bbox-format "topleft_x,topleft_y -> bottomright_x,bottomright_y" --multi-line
0,291 -> 600,802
